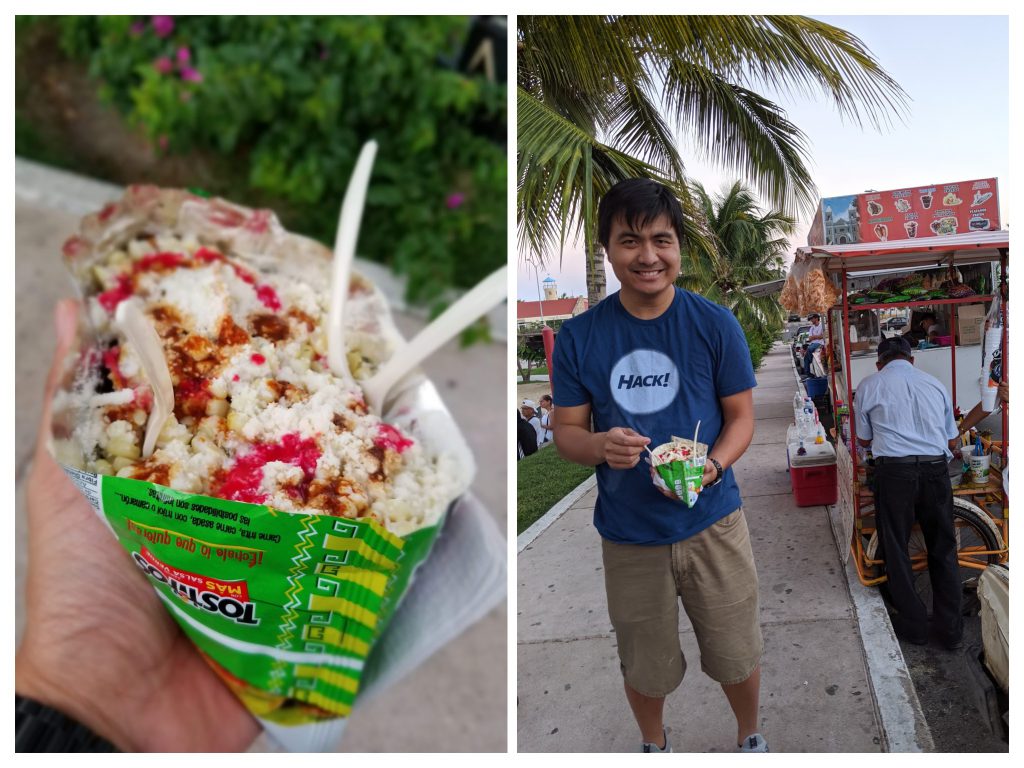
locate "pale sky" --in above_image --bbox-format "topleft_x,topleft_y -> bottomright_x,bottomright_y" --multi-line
517,15 -> 1010,301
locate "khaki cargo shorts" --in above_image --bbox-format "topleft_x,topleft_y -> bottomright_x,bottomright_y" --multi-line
601,508 -> 763,696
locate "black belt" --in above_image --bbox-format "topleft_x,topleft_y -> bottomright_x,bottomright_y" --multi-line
874,455 -> 946,465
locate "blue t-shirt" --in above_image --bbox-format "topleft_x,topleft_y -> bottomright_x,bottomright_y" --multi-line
552,288 -> 757,545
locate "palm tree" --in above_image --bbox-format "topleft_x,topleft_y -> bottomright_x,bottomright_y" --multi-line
518,15 -> 908,306
678,181 -> 793,333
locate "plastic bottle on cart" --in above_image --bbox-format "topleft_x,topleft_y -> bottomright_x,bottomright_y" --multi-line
794,392 -> 804,415
814,424 -> 826,445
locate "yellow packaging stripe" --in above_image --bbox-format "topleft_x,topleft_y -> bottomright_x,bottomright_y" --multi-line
307,594 -> 379,630
293,664 -> 361,694
322,534 -> 400,570
301,625 -> 371,657
314,563 -> 390,595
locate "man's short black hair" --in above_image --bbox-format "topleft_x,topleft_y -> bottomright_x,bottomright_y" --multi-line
877,336 -> 913,364
597,178 -> 685,248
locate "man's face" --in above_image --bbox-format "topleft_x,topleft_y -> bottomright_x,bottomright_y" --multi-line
605,213 -> 681,301
522,406 -> 535,418
811,317 -> 820,326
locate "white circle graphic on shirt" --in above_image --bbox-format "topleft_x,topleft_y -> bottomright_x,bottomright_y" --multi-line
610,349 -> 680,415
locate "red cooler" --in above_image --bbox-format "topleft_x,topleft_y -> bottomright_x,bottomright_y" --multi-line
787,426 -> 838,507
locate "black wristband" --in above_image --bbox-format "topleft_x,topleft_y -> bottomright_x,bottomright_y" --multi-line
15,695 -> 118,752
707,457 -> 724,487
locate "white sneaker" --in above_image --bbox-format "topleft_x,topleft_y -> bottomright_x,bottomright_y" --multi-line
642,729 -> 672,752
738,733 -> 769,752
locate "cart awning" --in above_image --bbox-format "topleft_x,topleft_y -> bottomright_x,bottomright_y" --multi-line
797,230 -> 1009,273
742,278 -> 786,297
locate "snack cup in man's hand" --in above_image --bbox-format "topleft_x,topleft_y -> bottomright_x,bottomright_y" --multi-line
650,438 -> 708,508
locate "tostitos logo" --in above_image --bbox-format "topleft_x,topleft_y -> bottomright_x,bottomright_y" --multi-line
610,349 -> 679,414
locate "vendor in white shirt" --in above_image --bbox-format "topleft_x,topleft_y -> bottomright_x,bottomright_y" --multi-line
802,313 -> 824,377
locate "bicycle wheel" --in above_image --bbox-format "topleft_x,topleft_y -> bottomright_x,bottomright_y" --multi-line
910,498 -> 1004,616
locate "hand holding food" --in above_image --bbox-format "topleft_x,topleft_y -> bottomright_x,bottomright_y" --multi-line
17,301 -> 260,752
45,185 -> 475,749
603,427 -> 651,469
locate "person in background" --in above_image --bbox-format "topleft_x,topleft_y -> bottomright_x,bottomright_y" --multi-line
521,399 -> 544,445
854,336 -> 962,650
538,394 -> 554,445
802,313 -> 824,377
918,312 -> 948,344
517,408 -> 539,459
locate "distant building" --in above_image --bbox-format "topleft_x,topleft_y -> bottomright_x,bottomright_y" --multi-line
824,202 -> 860,245
517,277 -> 587,329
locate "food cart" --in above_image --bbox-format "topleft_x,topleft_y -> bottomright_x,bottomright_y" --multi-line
790,230 -> 1009,586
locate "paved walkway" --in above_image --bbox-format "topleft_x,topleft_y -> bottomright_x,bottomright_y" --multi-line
517,342 -> 930,753
15,159 -> 506,752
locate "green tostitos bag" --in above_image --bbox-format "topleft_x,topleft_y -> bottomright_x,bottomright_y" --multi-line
650,437 -> 708,508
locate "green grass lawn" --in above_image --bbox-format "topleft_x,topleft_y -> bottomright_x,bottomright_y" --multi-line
517,446 -> 595,533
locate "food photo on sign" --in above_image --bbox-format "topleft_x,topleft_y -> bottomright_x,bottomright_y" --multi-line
815,177 -> 1000,245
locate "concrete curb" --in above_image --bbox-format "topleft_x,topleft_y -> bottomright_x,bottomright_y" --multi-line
14,157 -> 506,341
787,338 -> 933,751
517,474 -> 596,554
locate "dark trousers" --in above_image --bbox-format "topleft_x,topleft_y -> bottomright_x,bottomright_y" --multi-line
803,341 -> 822,376
874,460 -> 962,644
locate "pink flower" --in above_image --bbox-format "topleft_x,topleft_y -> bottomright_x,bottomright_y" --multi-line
446,192 -> 465,209
180,67 -> 203,83
154,56 -> 173,74
130,21 -> 146,36
158,135 -> 169,151
151,16 -> 174,38
176,47 -> 191,66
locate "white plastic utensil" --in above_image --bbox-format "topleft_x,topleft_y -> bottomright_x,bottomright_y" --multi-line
115,298 -> 174,459
328,140 -> 378,378
364,266 -> 507,414
692,420 -> 701,453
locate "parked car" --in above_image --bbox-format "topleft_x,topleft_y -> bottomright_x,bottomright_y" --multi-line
788,313 -> 801,322
884,317 -> 908,330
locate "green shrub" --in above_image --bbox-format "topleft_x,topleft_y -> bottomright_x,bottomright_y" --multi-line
32,16 -> 506,305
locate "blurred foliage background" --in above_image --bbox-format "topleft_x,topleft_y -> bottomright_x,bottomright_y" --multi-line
15,15 -> 507,309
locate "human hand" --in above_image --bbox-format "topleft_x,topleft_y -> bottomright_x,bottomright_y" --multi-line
16,300 -> 260,752
602,427 -> 650,469
701,461 -> 720,488
998,379 -> 1009,405
649,465 -> 679,501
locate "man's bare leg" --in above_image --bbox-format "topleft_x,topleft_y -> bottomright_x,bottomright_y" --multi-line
721,664 -> 761,744
624,681 -> 667,747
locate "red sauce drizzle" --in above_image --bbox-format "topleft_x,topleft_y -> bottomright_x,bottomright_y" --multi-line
136,252 -> 188,272
374,423 -> 414,454
213,433 -> 321,504
98,274 -> 135,313
251,353 -> 266,365
255,284 -> 282,311
102,346 -> 125,388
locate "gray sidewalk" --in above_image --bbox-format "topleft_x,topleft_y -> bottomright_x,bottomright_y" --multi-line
15,160 -> 506,752
517,342 -> 929,753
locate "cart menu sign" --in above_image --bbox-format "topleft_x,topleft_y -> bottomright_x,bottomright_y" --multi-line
813,177 -> 1000,246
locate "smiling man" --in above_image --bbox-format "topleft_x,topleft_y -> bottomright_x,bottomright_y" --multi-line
551,178 -> 764,753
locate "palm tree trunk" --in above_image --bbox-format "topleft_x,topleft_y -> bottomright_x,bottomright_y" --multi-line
586,241 -> 607,306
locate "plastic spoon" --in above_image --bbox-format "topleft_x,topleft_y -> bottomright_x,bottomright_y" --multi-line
692,420 -> 701,454
364,266 -> 507,414
115,298 -> 174,459
327,140 -> 378,378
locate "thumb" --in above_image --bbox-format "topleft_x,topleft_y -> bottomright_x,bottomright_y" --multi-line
35,299 -> 81,458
